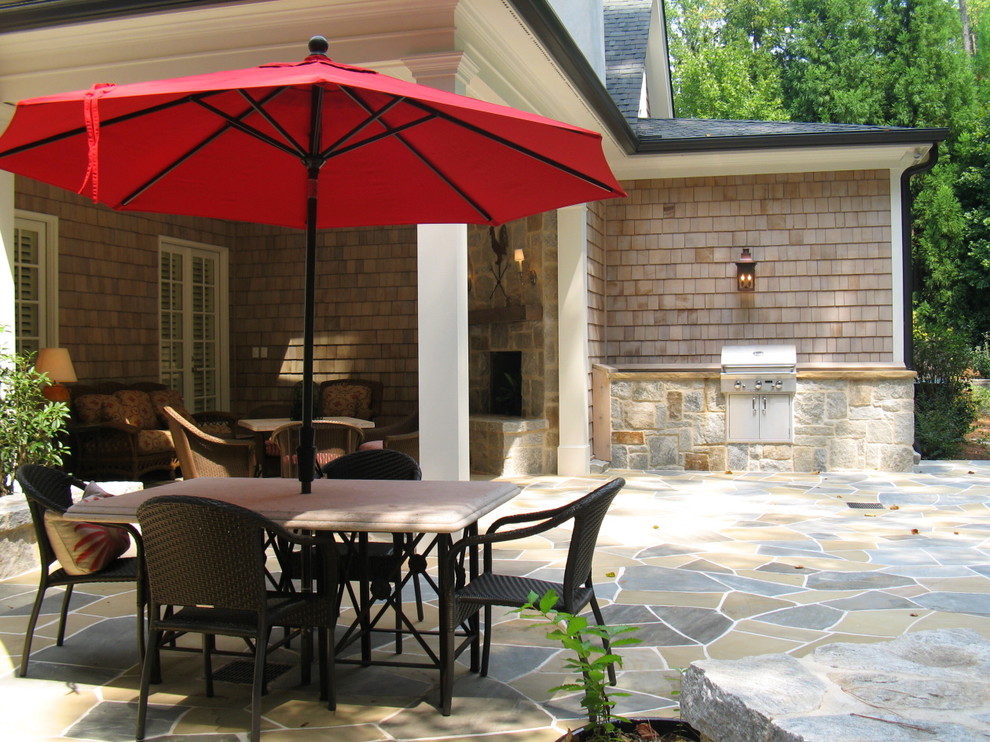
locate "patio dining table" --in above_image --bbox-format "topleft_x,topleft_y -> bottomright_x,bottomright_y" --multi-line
64,476 -> 519,675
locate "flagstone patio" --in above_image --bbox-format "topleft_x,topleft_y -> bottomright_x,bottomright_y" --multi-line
2,461 -> 990,741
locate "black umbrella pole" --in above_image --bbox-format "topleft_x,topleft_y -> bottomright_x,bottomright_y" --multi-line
298,169 -> 319,494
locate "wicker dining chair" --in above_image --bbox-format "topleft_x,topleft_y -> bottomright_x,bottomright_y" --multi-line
437,478 -> 626,715
135,494 -> 339,742
14,464 -> 144,678
269,420 -> 365,478
163,405 -> 257,478
320,449 -> 424,653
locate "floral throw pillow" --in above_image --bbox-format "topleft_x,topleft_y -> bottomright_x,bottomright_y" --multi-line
43,483 -> 131,576
321,384 -> 372,419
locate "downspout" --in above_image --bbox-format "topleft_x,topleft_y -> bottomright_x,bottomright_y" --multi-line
900,144 -> 940,370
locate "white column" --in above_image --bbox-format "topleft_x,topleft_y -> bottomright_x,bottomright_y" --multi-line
417,223 -> 469,480
889,168 -> 905,366
0,170 -> 15,349
405,52 -> 477,481
557,203 -> 591,475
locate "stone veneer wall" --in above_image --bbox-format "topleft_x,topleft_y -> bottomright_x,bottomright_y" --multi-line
603,366 -> 915,472
467,213 -> 559,475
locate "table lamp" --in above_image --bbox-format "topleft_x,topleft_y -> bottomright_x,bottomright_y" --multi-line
35,347 -> 78,403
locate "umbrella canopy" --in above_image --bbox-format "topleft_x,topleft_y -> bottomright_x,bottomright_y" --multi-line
0,36 -> 625,491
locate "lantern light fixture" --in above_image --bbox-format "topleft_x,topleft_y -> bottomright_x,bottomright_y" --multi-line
735,248 -> 757,291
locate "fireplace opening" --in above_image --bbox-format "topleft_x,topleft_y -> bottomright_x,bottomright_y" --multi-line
490,351 -> 522,416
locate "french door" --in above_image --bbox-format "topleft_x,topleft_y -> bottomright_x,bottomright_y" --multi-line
159,238 -> 229,412
13,212 -> 58,355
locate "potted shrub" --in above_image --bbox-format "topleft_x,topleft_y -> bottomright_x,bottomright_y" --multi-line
0,338 -> 70,495
518,590 -> 700,742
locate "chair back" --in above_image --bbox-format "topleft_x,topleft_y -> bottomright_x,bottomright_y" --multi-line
137,495 -> 272,612
560,478 -> 624,610
322,449 -> 421,480
271,421 -> 365,478
317,378 -> 384,421
15,465 -> 80,568
163,405 -> 255,478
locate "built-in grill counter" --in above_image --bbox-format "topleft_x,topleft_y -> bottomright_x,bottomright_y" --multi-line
720,344 -> 797,442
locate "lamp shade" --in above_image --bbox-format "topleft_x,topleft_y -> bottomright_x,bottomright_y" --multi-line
35,347 -> 78,383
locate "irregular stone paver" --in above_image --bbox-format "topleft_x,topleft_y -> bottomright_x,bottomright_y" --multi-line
4,461 -> 990,741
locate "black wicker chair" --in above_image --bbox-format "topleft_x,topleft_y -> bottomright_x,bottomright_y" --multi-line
438,477 -> 625,715
320,449 -> 424,654
15,464 -> 144,678
135,495 -> 339,742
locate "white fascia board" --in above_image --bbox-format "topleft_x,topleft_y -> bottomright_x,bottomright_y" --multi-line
611,142 -> 935,181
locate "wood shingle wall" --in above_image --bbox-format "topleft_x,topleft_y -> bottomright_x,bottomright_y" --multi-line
605,170 -> 894,364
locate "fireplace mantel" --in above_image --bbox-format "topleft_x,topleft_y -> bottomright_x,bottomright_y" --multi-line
468,304 -> 543,325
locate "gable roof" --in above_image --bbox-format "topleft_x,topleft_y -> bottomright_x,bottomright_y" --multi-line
603,0 -> 651,122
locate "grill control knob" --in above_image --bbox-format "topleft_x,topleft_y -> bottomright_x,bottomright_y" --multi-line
734,380 -> 742,389
754,380 -> 763,390
774,379 -> 783,390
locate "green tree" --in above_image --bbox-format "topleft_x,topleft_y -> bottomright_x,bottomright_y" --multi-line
666,0 -> 790,119
779,0 -> 885,124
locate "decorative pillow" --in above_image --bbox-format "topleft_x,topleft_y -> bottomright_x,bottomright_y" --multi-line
75,394 -> 126,425
114,390 -> 158,430
149,389 -> 194,427
136,429 -> 174,454
43,483 -> 131,576
321,384 -> 372,419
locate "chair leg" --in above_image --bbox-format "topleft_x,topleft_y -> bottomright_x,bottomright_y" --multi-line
589,594 -> 616,686
56,585 -> 74,646
137,629 -> 163,741
439,606 -> 455,716
203,634 -> 215,697
19,583 -> 47,677
250,636 -> 265,742
479,605 -> 493,676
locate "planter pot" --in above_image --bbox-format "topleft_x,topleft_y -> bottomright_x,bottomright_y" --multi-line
556,718 -> 701,741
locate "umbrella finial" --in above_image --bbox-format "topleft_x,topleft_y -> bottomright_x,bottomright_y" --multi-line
308,36 -> 330,57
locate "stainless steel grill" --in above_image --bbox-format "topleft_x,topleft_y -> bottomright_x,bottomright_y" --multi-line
721,344 -> 797,442
720,344 -> 797,394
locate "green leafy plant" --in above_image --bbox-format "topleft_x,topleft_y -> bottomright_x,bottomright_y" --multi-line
517,589 -> 640,742
913,316 -> 978,459
0,338 -> 70,495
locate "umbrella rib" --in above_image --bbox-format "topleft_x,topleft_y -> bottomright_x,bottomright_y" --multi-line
236,88 -> 307,159
317,96 -> 404,160
336,87 -> 493,222
119,88 -> 292,207
405,98 -> 619,194
193,96 -> 303,159
0,90 -> 229,158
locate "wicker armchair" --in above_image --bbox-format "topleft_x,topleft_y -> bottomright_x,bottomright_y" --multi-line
359,411 -> 419,461
163,406 -> 257,478
437,478 -> 626,715
270,420 -> 365,478
135,494 -> 339,742
14,465 -> 144,678
66,381 -> 239,481
321,450 -> 424,653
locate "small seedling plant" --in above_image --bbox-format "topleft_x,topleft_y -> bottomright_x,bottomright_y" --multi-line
517,589 -> 640,742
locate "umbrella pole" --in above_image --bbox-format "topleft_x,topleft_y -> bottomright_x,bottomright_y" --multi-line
298,166 -> 319,494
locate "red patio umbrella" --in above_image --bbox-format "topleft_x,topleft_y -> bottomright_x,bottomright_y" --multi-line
0,36 -> 625,491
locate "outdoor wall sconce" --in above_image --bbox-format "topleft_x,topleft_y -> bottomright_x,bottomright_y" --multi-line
735,248 -> 757,291
514,247 -> 537,286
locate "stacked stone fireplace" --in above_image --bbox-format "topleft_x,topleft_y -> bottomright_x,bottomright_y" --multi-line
467,217 -> 558,476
